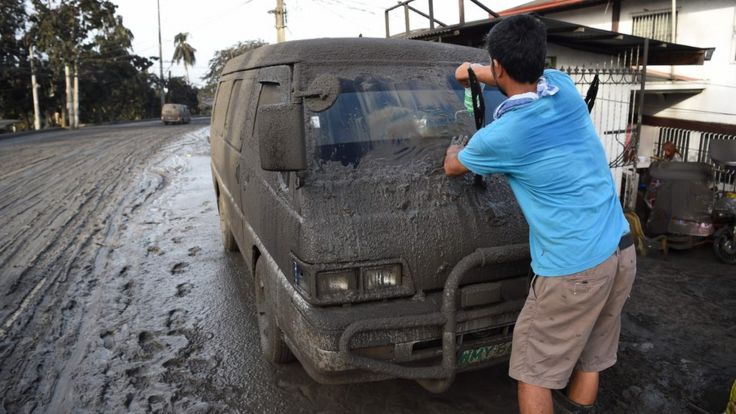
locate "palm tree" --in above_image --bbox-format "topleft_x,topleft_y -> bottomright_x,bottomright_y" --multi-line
172,32 -> 197,84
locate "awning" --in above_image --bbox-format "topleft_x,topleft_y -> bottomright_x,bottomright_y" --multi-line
396,16 -> 713,66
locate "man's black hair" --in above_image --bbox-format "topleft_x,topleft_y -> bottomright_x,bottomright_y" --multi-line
485,15 -> 547,84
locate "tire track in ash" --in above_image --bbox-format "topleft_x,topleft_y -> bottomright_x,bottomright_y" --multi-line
0,123 -> 206,412
0,129 -> 167,319
0,133 -> 136,278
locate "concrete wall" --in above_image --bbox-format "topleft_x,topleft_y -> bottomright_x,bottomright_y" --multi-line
545,3 -> 614,31
546,43 -> 631,68
639,125 -> 661,159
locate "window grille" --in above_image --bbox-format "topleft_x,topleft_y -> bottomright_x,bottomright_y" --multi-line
632,11 -> 675,42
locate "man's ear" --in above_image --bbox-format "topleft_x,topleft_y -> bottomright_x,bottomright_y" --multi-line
492,59 -> 505,79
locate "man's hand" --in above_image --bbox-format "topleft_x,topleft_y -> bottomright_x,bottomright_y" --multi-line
444,144 -> 470,176
451,134 -> 470,147
455,62 -> 496,88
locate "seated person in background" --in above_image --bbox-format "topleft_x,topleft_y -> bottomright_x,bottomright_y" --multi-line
663,141 -> 683,161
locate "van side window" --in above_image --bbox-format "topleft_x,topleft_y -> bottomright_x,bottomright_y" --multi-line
240,78 -> 260,151
223,79 -> 243,148
238,77 -> 257,146
212,81 -> 233,138
258,82 -> 287,106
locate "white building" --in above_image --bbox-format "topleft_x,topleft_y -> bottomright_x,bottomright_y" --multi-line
501,0 -> 736,163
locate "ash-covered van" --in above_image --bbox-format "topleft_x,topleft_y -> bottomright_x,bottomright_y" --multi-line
210,38 -> 530,392
161,103 -> 191,124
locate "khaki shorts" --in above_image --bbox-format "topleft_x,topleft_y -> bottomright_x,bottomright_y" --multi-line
508,245 -> 636,389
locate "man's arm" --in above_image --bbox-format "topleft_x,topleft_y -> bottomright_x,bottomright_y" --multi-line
444,144 -> 470,176
455,62 -> 496,88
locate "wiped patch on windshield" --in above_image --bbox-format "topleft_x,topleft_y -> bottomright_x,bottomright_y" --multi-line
309,69 -> 504,170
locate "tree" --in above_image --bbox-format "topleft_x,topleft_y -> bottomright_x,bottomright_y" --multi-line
0,0 -> 32,127
166,76 -> 198,113
77,15 -> 159,123
172,32 -> 196,84
200,40 -> 267,104
2,0 -> 173,129
29,0 -> 120,127
25,0 -> 161,126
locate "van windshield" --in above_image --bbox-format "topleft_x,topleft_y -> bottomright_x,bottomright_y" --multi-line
309,68 -> 504,171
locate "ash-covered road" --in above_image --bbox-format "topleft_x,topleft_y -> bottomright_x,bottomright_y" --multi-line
0,121 -> 733,413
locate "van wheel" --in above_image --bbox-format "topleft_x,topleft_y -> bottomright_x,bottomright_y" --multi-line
254,259 -> 294,364
218,196 -> 238,252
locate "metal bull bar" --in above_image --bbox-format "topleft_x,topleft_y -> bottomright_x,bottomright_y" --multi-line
338,243 -> 531,393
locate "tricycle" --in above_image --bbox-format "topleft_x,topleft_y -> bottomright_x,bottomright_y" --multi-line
644,139 -> 736,264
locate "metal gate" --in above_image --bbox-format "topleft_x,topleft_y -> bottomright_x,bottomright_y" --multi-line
558,49 -> 643,197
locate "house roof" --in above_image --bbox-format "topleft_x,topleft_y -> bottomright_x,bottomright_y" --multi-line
499,0 -> 607,16
396,16 -> 712,66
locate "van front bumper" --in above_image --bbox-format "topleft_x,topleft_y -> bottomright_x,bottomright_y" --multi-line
272,244 -> 530,391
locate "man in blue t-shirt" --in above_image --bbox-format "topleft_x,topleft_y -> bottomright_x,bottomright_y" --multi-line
444,15 -> 636,414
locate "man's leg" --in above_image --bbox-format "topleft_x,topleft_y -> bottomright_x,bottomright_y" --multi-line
510,256 -> 620,413
567,370 -> 599,405
572,245 -> 636,405
518,381 -> 553,414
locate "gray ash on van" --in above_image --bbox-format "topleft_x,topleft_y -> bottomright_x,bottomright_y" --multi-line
210,38 -> 530,391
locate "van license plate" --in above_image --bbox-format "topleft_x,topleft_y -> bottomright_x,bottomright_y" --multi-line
457,341 -> 512,366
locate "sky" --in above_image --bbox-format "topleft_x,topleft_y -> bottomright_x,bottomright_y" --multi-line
114,0 -> 528,86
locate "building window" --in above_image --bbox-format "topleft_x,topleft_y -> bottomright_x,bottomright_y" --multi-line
632,11 -> 676,42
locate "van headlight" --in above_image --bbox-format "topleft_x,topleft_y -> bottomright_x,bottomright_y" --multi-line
293,256 -> 408,302
362,264 -> 402,290
317,269 -> 357,296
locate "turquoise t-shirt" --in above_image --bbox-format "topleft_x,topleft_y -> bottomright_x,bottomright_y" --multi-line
458,69 -> 629,277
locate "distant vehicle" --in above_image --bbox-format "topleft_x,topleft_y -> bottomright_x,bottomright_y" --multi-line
0,119 -> 20,133
209,38 -> 528,392
161,103 -> 191,124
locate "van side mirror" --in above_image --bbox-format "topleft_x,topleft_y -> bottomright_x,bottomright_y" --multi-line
256,103 -> 307,171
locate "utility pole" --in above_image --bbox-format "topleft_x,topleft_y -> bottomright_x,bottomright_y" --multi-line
70,7 -> 80,129
269,0 -> 286,43
29,46 -> 41,130
65,64 -> 73,128
157,0 -> 166,107
73,61 -> 79,128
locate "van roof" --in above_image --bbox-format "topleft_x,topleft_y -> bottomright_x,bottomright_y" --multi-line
221,38 -> 488,75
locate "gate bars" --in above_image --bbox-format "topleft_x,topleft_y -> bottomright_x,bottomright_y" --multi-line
558,45 -> 645,197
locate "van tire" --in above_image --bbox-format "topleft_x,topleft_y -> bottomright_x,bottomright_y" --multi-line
254,259 -> 294,364
218,196 -> 238,252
